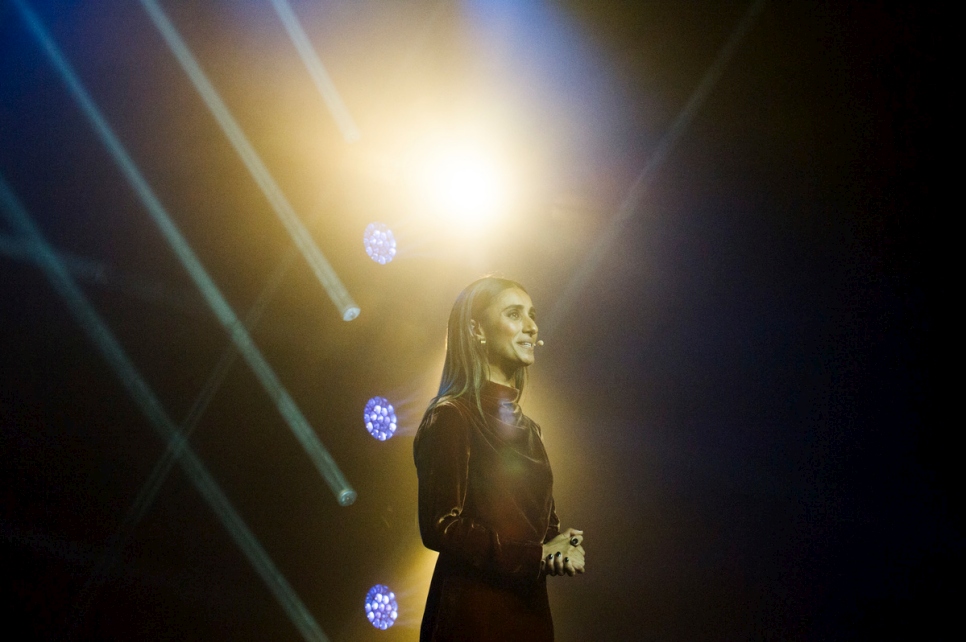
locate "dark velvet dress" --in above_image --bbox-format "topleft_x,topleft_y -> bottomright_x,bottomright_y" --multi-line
414,382 -> 559,641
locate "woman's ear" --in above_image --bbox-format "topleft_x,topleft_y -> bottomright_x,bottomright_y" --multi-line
469,319 -> 485,342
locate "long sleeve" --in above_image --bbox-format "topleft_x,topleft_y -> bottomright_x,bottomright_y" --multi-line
414,403 -> 545,580
544,498 -> 560,544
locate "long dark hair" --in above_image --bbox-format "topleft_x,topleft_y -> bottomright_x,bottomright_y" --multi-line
430,276 -> 529,415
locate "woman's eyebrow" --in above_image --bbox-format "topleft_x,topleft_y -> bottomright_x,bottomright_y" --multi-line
503,304 -> 537,317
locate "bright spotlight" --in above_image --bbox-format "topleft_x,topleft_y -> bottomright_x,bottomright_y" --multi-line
407,136 -> 510,229
364,584 -> 398,630
363,222 -> 397,264
364,396 -> 397,441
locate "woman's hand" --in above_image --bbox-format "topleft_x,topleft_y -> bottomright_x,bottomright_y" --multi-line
541,528 -> 585,577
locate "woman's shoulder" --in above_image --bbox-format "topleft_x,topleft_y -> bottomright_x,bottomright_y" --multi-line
418,397 -> 473,431
413,398 -> 476,458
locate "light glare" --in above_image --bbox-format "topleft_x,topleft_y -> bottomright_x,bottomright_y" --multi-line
406,136 -> 510,229
364,584 -> 398,630
363,222 -> 397,264
364,396 -> 397,441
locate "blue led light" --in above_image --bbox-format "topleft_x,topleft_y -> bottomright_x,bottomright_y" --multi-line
364,396 -> 397,441
363,222 -> 397,265
364,584 -> 398,630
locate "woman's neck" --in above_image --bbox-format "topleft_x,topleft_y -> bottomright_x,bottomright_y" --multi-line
486,363 -> 517,388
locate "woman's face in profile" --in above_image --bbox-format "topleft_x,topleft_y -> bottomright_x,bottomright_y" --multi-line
478,287 -> 539,371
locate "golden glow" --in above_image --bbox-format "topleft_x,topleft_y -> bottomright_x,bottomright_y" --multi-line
403,133 -> 514,232
392,546 -> 440,629
406,134 -> 509,228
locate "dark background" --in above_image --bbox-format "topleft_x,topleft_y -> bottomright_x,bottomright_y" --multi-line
1,1 -> 946,640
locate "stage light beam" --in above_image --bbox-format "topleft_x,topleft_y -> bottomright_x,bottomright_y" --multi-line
267,0 -> 361,143
0,174 -> 330,642
137,0 -> 360,322
545,0 -> 768,332
11,0 -> 356,507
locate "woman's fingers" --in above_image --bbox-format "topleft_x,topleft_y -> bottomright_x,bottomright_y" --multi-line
544,529 -> 586,577
567,547 -> 585,575
563,555 -> 585,576
545,551 -> 561,576
565,527 -> 584,548
565,551 -> 585,576
544,553 -> 555,576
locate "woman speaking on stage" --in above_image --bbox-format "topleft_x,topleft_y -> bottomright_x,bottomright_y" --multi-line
414,276 -> 585,641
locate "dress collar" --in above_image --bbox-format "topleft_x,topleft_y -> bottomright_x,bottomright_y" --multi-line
480,380 -> 521,405
480,381 -> 524,431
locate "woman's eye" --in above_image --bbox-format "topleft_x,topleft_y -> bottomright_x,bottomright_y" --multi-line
507,310 -> 519,319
